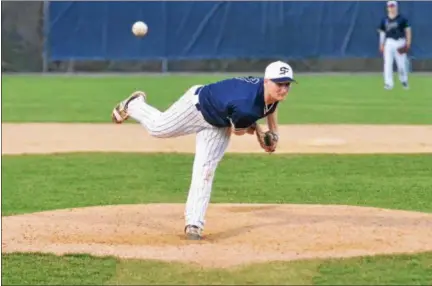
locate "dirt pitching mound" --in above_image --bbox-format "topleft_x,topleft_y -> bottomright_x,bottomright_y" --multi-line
3,204 -> 432,268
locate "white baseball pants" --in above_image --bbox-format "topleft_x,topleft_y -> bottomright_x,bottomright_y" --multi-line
127,85 -> 231,230
383,38 -> 409,88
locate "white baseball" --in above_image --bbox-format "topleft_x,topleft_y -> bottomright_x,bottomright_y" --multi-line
132,21 -> 148,37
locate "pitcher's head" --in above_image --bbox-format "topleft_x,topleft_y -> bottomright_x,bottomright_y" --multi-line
387,0 -> 398,16
263,61 -> 297,102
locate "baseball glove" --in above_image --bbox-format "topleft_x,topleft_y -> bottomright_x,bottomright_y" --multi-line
257,130 -> 279,152
264,131 -> 279,146
397,45 -> 409,54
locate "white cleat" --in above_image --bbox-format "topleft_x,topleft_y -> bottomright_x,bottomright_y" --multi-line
184,225 -> 202,240
111,91 -> 146,124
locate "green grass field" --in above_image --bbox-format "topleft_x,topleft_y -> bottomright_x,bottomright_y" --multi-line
2,74 -> 432,285
2,74 -> 432,124
3,252 -> 432,285
3,153 -> 432,216
3,153 -> 432,284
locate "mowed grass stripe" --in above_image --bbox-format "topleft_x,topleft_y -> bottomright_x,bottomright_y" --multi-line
2,251 -> 432,285
1,253 -> 117,285
2,153 -> 432,216
2,75 -> 432,123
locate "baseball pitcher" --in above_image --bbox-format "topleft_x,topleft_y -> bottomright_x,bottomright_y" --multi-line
378,0 -> 411,90
111,61 -> 296,240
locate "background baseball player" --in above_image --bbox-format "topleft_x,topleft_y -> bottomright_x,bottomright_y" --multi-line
378,0 -> 412,90
112,61 -> 296,240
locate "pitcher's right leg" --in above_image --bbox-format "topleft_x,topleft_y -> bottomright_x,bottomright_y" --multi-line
383,41 -> 395,89
112,91 -> 146,123
112,85 -> 209,138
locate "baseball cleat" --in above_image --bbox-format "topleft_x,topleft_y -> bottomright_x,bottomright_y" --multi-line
112,91 -> 146,124
184,225 -> 202,240
402,82 -> 409,90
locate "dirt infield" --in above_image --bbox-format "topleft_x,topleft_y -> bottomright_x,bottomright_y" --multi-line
3,123 -> 432,154
2,123 -> 432,268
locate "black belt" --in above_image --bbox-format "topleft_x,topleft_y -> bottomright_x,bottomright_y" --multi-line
194,86 -> 203,111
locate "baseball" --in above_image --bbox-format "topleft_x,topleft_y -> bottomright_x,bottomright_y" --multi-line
132,21 -> 148,37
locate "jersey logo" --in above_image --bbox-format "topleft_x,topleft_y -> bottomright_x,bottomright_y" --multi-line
385,20 -> 398,31
234,76 -> 260,84
279,67 -> 290,75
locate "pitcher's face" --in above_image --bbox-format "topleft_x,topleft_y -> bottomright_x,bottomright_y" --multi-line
264,79 -> 291,102
387,4 -> 397,15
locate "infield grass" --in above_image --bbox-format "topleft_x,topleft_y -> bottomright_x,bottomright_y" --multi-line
3,252 -> 432,285
3,153 -> 432,216
3,72 -> 432,284
2,74 -> 432,124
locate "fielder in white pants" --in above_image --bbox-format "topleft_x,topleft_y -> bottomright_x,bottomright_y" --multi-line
378,0 -> 412,90
111,61 -> 297,240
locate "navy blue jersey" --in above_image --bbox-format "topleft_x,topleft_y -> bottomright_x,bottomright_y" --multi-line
197,77 -> 278,129
378,15 -> 410,40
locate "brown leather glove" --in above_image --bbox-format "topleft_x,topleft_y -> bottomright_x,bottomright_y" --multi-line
397,45 -> 409,54
256,130 -> 278,153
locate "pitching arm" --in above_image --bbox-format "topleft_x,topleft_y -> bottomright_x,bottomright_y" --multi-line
229,115 -> 256,136
228,101 -> 257,136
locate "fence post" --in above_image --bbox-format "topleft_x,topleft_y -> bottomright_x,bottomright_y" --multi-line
42,0 -> 50,73
161,58 -> 168,73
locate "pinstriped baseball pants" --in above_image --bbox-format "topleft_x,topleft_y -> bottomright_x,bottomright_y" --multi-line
127,85 -> 231,230
384,38 -> 409,87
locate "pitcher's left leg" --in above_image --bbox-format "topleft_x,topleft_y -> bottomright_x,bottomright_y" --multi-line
184,127 -> 231,240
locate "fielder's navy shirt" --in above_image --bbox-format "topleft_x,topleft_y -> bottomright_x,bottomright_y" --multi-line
378,15 -> 410,40
197,77 -> 278,129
